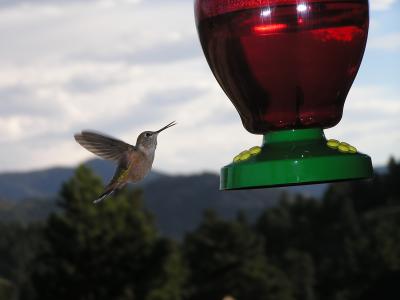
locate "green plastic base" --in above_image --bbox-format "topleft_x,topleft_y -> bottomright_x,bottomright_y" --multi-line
220,128 -> 373,190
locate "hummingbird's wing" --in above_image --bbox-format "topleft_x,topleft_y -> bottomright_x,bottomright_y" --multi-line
74,130 -> 135,161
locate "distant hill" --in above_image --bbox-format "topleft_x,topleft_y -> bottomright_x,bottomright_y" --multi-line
1,159 -> 383,237
0,160 -> 285,237
0,159 -> 330,202
142,172 -> 284,237
0,159 -> 163,201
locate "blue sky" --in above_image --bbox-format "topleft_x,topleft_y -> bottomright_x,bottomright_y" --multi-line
0,0 -> 399,174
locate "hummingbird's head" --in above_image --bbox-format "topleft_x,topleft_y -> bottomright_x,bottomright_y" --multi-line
136,121 -> 176,151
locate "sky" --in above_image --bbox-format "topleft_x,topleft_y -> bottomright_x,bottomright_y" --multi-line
0,0 -> 399,174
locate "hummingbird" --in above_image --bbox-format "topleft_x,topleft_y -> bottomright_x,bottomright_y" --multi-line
74,121 -> 176,203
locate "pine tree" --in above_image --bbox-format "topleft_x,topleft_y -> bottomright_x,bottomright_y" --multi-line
0,277 -> 15,300
31,165 -> 184,300
183,210 -> 293,300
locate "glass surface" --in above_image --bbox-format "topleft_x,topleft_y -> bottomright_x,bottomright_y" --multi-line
195,0 -> 369,133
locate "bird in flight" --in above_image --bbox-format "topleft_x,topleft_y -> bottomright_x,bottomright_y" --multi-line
74,121 -> 176,203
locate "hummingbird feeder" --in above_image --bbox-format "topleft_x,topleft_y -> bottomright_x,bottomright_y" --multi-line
195,0 -> 373,189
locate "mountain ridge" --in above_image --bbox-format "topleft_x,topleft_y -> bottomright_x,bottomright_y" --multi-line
0,159 -> 352,238
0,159 -> 165,201
0,159 -> 329,201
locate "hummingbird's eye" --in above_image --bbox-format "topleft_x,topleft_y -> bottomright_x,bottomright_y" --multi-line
145,133 -> 151,137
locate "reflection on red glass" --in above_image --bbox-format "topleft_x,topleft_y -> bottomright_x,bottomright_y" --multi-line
253,23 -> 288,34
195,0 -> 369,133
312,26 -> 364,42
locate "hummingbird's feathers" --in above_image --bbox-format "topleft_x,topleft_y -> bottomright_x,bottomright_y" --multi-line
94,157 -> 131,203
74,130 -> 135,161
109,158 -> 132,186
93,189 -> 114,204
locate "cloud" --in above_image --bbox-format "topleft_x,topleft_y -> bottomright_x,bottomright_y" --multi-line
370,0 -> 398,10
368,32 -> 400,51
64,74 -> 125,94
90,85 -> 207,134
144,86 -> 206,106
0,0 -> 396,13
0,85 -> 40,115
127,37 -> 201,65
0,0 -> 197,66
73,34 -> 201,65
327,85 -> 400,165
0,0 -> 141,9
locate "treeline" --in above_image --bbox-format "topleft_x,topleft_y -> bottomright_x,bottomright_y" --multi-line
0,158 -> 399,300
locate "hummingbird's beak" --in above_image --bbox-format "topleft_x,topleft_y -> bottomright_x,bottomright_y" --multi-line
156,121 -> 177,134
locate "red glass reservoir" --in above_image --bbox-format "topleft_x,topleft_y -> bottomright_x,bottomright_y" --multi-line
195,0 -> 369,133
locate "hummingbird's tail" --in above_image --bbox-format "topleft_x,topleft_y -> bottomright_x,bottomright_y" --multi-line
93,187 -> 116,204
